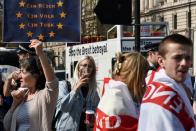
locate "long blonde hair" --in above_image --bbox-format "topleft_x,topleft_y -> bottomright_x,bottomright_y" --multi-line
113,52 -> 149,102
72,56 -> 98,103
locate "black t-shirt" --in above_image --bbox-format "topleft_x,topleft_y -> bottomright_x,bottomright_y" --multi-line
79,86 -> 89,131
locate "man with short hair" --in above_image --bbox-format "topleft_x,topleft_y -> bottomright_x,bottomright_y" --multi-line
138,34 -> 196,131
144,43 -> 160,71
144,43 -> 160,85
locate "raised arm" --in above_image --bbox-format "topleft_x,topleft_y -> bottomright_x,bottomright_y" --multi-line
3,77 -> 12,96
3,70 -> 20,96
29,39 -> 55,82
59,76 -> 89,112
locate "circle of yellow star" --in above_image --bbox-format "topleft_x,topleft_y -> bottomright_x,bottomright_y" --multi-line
27,31 -> 34,37
38,34 -> 44,41
19,1 -> 25,7
60,12 -> 66,18
19,23 -> 25,29
57,23 -> 63,29
16,12 -> 23,18
49,31 -> 55,37
57,1 -> 63,7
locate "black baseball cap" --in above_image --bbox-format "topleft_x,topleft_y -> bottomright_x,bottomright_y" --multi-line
16,43 -> 36,55
144,42 -> 160,52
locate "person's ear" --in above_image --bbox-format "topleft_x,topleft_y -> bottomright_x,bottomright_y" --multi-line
158,55 -> 165,68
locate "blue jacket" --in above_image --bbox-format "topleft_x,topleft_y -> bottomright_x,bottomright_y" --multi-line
55,81 -> 99,131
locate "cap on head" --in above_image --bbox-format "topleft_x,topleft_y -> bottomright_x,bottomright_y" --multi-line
144,42 -> 159,52
16,43 -> 36,55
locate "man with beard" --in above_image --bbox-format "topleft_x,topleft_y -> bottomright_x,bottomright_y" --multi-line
138,34 -> 196,131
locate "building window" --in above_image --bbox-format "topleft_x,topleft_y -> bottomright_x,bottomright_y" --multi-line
160,16 -> 164,22
160,1 -> 164,5
174,0 -> 177,2
173,14 -> 177,29
160,0 -> 165,5
187,11 -> 191,28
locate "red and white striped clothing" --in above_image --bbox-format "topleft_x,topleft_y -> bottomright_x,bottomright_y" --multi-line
146,68 -> 193,93
94,80 -> 138,131
138,69 -> 196,131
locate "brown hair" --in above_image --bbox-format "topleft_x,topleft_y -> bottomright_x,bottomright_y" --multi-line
113,52 -> 149,102
159,34 -> 193,58
20,57 -> 45,90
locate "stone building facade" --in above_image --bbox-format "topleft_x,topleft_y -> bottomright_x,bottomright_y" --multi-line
44,42 -> 65,70
140,0 -> 196,38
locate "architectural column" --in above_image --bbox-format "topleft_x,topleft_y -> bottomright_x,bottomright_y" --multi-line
154,0 -> 160,7
149,0 -> 154,9
132,0 -> 135,16
140,0 -> 145,11
145,0 -> 149,10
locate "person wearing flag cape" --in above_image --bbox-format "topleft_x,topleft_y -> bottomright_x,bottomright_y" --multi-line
95,52 -> 149,131
138,34 -> 196,131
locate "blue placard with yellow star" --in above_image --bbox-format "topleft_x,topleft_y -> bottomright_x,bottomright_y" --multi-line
3,0 -> 81,42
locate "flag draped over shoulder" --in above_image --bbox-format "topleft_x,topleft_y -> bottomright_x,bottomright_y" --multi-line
94,80 -> 138,131
138,69 -> 196,131
146,68 -> 193,94
3,0 -> 80,42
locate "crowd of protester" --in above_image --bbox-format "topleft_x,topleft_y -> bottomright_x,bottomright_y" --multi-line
0,34 -> 196,131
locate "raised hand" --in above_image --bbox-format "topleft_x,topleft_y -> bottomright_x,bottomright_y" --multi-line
8,70 -> 21,81
11,88 -> 29,105
73,75 -> 90,91
29,39 -> 44,56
